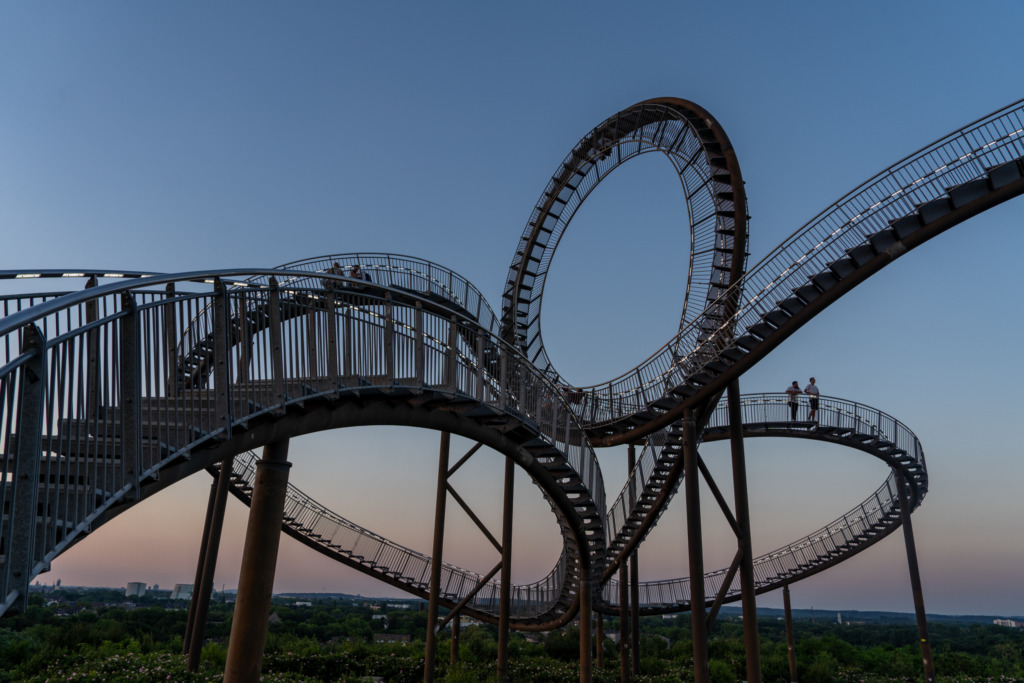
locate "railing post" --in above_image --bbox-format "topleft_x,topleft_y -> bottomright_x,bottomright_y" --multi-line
445,316 -> 458,390
5,324 -> 46,613
596,611 -> 604,668
325,289 -> 338,383
268,278 -> 285,414
474,334 -> 484,401
85,276 -> 100,424
235,290 -> 251,385
342,297 -> 353,379
414,301 -> 424,385
164,283 -> 179,394
120,293 -> 141,499
213,281 -> 232,438
384,293 -> 394,384
306,295 -> 319,379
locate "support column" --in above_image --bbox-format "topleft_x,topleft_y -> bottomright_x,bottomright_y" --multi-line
899,475 -> 935,683
579,576 -> 593,683
224,440 -> 291,683
6,324 -> 46,614
187,457 -> 234,671
783,585 -> 797,682
184,476 -> 219,656
619,562 -> 629,682
682,408 -> 709,683
628,443 -> 641,677
596,612 -> 604,668
727,381 -> 761,683
449,614 -> 460,666
496,456 -> 514,682
424,432 -> 451,683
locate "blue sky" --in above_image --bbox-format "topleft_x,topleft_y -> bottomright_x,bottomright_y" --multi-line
2,2 -> 1022,617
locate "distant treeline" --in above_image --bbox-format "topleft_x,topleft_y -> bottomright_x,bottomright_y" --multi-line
0,588 -> 1021,682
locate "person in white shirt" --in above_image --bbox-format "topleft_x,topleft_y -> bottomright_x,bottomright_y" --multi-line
804,377 -> 820,421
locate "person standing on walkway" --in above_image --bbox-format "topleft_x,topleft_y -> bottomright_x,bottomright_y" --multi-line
804,377 -> 820,421
785,381 -> 801,421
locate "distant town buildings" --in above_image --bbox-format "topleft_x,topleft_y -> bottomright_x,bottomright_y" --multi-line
125,582 -> 146,598
170,584 -> 193,600
993,618 -> 1023,627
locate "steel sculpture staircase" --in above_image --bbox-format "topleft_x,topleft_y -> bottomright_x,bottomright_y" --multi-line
600,392 -> 925,613
213,391 -> 922,618
502,98 -> 747,384
2,97 -> 1024,630
570,101 -> 1024,441
560,101 -> 1024,584
224,451 -> 573,626
0,268 -> 605,625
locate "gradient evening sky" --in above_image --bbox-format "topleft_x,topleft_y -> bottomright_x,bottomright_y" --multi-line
2,2 -> 1022,617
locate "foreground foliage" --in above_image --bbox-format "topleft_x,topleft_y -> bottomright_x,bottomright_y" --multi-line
1,591 -> 1022,681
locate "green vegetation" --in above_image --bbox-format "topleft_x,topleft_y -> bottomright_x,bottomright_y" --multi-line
1,589 -> 1021,681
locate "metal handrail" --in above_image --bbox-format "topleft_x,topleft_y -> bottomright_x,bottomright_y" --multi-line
230,450 -> 570,620
0,268 -> 605,621
573,98 -> 1024,427
604,391 -> 925,568
601,391 -> 924,610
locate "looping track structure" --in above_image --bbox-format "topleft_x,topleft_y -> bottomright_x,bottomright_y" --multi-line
2,97 -> 1024,653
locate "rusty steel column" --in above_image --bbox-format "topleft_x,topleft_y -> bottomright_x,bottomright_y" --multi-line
497,456 -> 515,682
596,612 -> 604,668
579,576 -> 593,683
783,584 -> 797,682
186,457 -> 234,670
449,614 -> 461,665
223,440 -> 291,683
183,474 -> 218,656
727,381 -> 761,683
628,443 -> 641,676
424,431 -> 451,683
619,561 -> 629,682
682,408 -> 710,683
900,475 -> 935,683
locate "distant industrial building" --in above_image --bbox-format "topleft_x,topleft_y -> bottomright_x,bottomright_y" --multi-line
125,582 -> 146,598
170,584 -> 193,600
993,619 -> 1023,628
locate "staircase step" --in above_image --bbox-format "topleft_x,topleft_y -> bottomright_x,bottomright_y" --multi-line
779,296 -> 806,316
890,214 -> 923,240
917,197 -> 951,223
764,309 -> 790,327
846,243 -> 876,267
811,271 -> 839,291
827,257 -> 857,279
793,283 -> 821,304
948,178 -> 990,208
988,159 -> 1024,188
868,228 -> 898,252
